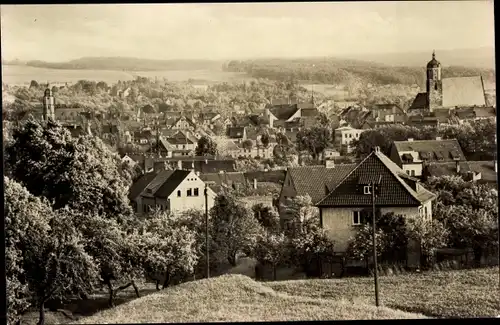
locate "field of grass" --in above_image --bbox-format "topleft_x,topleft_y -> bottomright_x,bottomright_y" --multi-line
19,266 -> 498,323
2,65 -> 250,85
74,274 -> 425,323
268,267 -> 500,318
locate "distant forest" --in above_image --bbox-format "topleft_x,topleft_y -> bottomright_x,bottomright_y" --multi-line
222,58 -> 496,88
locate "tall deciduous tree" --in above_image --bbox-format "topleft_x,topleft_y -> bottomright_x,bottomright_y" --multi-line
137,211 -> 199,289
405,217 -> 449,267
5,177 -> 51,325
296,126 -> 332,160
4,119 -> 133,220
254,232 -> 289,280
5,181 -> 100,325
252,203 -> 280,233
195,136 -> 218,156
210,192 -> 263,266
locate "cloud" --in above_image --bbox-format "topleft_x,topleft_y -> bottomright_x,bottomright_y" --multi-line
0,2 -> 495,61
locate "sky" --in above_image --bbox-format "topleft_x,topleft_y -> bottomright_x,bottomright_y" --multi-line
0,1 -> 495,62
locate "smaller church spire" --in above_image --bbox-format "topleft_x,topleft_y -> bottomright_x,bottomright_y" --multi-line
432,50 -> 436,60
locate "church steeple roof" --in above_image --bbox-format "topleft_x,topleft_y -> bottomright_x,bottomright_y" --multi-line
427,50 -> 441,69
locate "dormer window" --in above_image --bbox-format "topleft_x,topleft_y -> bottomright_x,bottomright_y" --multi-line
363,185 -> 372,195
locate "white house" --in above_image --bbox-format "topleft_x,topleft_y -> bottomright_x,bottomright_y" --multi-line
334,126 -> 366,153
129,169 -> 216,215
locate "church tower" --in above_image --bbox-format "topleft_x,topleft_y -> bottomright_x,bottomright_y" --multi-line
426,51 -> 442,112
42,84 -> 55,120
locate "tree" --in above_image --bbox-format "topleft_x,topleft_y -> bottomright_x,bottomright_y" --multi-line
289,225 -> 336,277
195,136 -> 218,156
352,124 -> 435,157
4,119 -> 133,220
260,132 -> 270,148
210,192 -> 263,266
438,119 -> 496,160
316,112 -> 330,127
136,212 -> 199,289
14,202 -> 99,325
281,195 -> 319,237
296,126 -> 332,160
434,204 -> 497,265
252,203 -> 280,233
71,210 -> 143,307
177,209 -> 219,277
253,232 -> 289,280
406,217 -> 449,268
5,177 -> 51,325
242,139 -> 253,150
346,224 -> 387,264
29,80 -> 39,89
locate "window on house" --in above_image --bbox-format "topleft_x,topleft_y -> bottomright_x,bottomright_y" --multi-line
424,206 -> 428,218
187,188 -> 192,197
352,211 -> 361,225
410,170 -> 415,176
406,170 -> 410,175
194,188 -> 199,196
177,190 -> 181,197
183,145 -> 186,149
363,185 -> 372,195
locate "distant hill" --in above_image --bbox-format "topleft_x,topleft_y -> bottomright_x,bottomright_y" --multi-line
223,51 -> 496,88
343,47 -> 495,69
26,57 -> 224,71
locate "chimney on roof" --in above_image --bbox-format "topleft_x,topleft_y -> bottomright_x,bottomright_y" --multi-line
177,160 -> 182,170
373,146 -> 381,153
456,160 -> 460,174
325,159 -> 335,169
436,136 -> 442,141
408,138 -> 414,142
196,171 -> 200,177
253,178 -> 258,189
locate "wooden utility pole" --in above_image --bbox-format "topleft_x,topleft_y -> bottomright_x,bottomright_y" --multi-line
205,183 -> 210,279
372,180 -> 380,307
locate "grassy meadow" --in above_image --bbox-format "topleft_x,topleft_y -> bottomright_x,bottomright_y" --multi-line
17,266 -> 497,324
74,275 -> 426,324
268,267 -> 500,319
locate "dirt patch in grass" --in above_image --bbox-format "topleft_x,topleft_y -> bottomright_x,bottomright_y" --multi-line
73,274 -> 425,323
266,267 -> 500,318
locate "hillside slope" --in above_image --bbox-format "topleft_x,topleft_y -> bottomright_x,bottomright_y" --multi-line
224,58 -> 495,88
74,274 -> 425,323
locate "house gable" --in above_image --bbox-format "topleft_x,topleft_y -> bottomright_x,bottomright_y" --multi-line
317,152 -> 423,207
